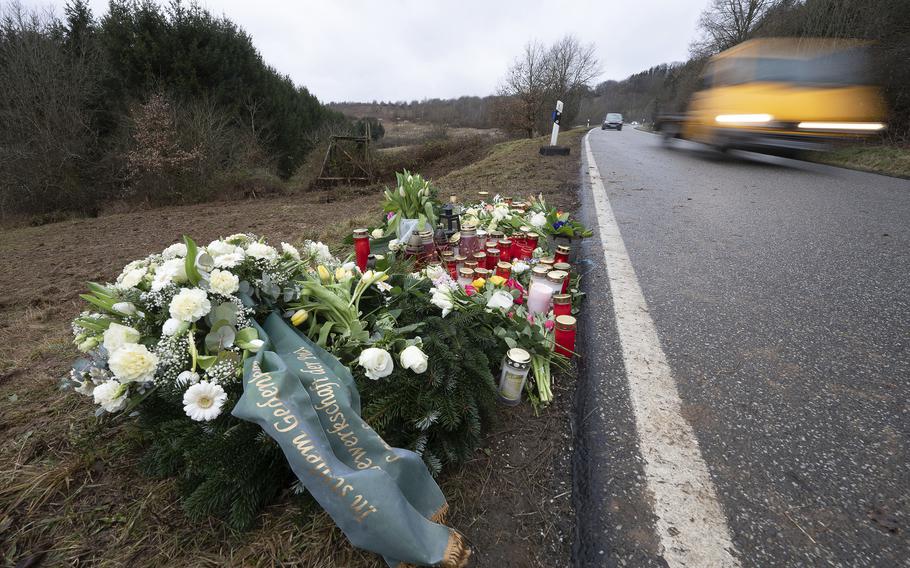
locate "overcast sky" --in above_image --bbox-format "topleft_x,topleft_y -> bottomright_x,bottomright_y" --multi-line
21,0 -> 707,103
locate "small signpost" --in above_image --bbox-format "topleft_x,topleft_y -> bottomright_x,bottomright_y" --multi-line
540,99 -> 570,156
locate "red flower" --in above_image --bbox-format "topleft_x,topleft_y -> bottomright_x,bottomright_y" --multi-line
464,285 -> 476,296
544,319 -> 555,331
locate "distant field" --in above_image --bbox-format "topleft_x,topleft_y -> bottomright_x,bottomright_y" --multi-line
378,119 -> 504,149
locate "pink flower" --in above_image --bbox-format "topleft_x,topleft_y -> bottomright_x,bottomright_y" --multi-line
485,204 -> 494,211
464,285 -> 476,296
527,314 -> 535,323
544,319 -> 555,331
513,295 -> 523,305
507,311 -> 514,319
387,211 -> 395,220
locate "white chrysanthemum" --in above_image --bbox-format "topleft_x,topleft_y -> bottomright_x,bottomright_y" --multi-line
93,380 -> 128,412
182,380 -> 227,421
213,252 -> 245,268
357,347 -> 394,380
281,242 -> 301,260
108,344 -> 158,383
400,345 -> 428,374
103,323 -> 141,353
162,242 -> 188,259
208,269 -> 240,296
388,238 -> 400,251
152,258 -> 187,291
246,242 -> 278,262
371,228 -> 384,239
117,267 -> 147,290
169,288 -> 211,322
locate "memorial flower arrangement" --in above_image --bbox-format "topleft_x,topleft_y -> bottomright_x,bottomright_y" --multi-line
62,170 -> 590,565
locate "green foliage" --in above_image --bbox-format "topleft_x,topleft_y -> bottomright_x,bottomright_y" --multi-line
357,277 -> 505,475
138,393 -> 293,531
353,117 -> 385,141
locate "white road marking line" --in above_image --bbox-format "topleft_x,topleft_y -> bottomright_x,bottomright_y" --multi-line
584,133 -> 740,567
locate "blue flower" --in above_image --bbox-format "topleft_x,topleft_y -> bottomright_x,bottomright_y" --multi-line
553,220 -> 566,230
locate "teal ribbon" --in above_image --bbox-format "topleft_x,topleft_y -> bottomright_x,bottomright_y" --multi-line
232,313 -> 466,567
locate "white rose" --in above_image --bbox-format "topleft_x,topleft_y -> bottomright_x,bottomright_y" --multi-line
103,323 -> 141,353
162,318 -> 183,336
306,241 -> 333,264
388,238 -> 400,251
152,258 -> 187,291
108,344 -> 158,383
112,302 -> 137,315
371,228 -> 384,239
117,267 -> 147,290
342,261 -> 357,272
169,288 -> 211,322
400,345 -> 428,374
246,242 -> 278,262
530,212 -> 547,228
208,269 -> 240,296
511,261 -> 530,275
486,290 -> 514,311
93,380 -> 128,413
281,242 -> 301,260
162,242 -> 187,259
357,347 -> 394,380
429,288 -> 454,317
176,370 -> 200,388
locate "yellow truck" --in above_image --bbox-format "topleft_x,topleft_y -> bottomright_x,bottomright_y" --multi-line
656,38 -> 887,156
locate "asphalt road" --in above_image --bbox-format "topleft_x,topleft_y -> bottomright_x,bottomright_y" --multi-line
573,127 -> 909,567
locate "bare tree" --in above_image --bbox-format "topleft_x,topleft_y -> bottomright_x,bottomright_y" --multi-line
497,40 -> 551,138
691,0 -> 777,56
498,36 -> 600,138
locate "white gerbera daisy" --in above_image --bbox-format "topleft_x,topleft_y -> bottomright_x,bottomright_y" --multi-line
182,380 -> 227,421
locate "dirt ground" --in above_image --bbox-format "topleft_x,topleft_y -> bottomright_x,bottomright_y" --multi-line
0,129 -> 585,567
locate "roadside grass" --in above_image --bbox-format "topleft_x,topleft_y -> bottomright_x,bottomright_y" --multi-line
811,143 -> 910,179
0,129 -> 583,567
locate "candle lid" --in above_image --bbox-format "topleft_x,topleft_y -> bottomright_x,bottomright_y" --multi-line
450,195 -> 458,203
449,233 -> 461,244
519,225 -> 531,232
553,294 -> 572,305
506,347 -> 531,368
464,261 -> 478,268
488,248 -> 500,255
478,191 -> 490,197
555,315 -> 577,330
458,267 -> 475,277
556,244 -> 571,254
454,255 -> 468,262
474,267 -> 489,277
441,250 -> 454,258
531,265 -> 550,277
353,228 -> 368,238
473,251 -> 487,259
553,262 -> 571,271
490,230 -> 505,239
546,270 -> 568,283
526,232 -> 539,239
485,241 -> 497,249
461,225 -> 477,235
539,257 -> 555,265
498,238 -> 512,245
496,261 -> 512,271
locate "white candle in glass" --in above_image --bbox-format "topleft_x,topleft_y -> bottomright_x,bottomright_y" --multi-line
527,282 -> 553,315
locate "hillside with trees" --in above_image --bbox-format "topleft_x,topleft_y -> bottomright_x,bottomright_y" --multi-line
0,0 -> 345,219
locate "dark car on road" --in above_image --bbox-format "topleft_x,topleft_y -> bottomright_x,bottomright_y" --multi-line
602,113 -> 623,131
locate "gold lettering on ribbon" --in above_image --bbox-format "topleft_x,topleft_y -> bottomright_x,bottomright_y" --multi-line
250,362 -> 378,522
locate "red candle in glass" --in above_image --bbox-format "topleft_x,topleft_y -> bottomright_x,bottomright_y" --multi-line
554,262 -> 572,294
495,261 -> 511,280
553,294 -> 572,317
554,245 -> 570,265
353,229 -> 370,272
498,239 -> 512,262
446,259 -> 458,279
525,232 -> 539,257
510,233 -> 524,262
486,248 -> 500,270
554,315 -> 577,357
472,251 -> 487,268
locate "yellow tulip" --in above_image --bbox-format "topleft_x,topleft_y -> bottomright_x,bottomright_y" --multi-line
291,309 -> 308,326
489,275 -> 506,287
471,278 -> 486,290
335,267 -> 351,281
317,265 -> 331,283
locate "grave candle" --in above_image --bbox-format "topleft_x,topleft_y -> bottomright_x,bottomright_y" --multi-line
554,315 -> 577,357
353,229 -> 370,272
